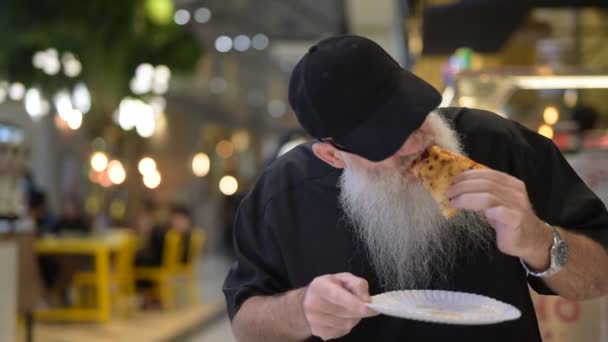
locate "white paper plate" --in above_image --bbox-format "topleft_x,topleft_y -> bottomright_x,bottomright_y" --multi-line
367,290 -> 521,325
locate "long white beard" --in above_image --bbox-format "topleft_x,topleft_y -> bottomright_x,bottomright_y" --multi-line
338,111 -> 493,290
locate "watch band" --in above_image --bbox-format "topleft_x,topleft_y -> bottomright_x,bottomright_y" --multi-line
520,223 -> 564,278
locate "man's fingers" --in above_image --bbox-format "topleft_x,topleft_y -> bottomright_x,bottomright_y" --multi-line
307,311 -> 360,329
332,273 -> 371,302
446,179 -> 509,199
304,274 -> 379,340
450,192 -> 501,211
361,306 -> 380,318
453,169 -> 522,189
447,178 -> 527,209
453,169 -> 504,183
310,275 -> 373,317
324,282 -> 370,316
308,294 -> 369,319
331,273 -> 378,317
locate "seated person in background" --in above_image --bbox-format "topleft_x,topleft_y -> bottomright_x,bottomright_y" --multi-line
134,201 -> 170,308
134,202 -> 194,308
135,202 -> 195,267
134,219 -> 168,268
45,195 -> 92,305
53,195 -> 91,235
134,197 -> 159,235
28,189 -> 56,236
28,189 -> 58,300
132,197 -> 162,262
170,203 -> 194,264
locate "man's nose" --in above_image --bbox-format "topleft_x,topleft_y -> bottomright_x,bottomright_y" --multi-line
394,131 -> 426,157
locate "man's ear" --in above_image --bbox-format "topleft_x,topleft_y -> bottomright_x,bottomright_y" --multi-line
312,142 -> 346,169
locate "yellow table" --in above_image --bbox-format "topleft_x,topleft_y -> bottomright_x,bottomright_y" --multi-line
34,231 -> 129,322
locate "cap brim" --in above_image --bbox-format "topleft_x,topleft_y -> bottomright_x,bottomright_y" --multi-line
333,71 -> 442,162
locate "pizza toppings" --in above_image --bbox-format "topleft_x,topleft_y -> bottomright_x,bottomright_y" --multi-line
409,145 -> 487,218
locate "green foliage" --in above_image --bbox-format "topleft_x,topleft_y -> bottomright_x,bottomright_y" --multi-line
0,0 -> 201,110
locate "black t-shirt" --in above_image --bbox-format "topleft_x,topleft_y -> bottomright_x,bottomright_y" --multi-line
223,107 -> 608,341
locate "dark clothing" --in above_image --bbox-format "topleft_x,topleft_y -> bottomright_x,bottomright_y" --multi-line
135,227 -> 167,290
38,255 -> 58,289
53,217 -> 90,235
35,213 -> 58,288
134,227 -> 192,267
182,230 -> 191,264
35,214 -> 56,235
135,227 -> 166,267
223,108 -> 608,342
41,216 -> 89,291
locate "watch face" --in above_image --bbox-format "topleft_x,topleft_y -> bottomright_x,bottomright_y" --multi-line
555,241 -> 568,266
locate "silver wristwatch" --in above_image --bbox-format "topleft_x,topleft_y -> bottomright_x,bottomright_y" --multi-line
520,223 -> 568,278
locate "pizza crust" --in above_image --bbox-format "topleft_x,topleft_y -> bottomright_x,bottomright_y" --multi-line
409,145 -> 486,218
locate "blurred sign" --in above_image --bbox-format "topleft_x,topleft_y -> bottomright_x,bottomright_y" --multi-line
583,131 -> 608,152
442,47 -> 476,86
531,292 -> 606,342
568,151 -> 608,206
536,39 -> 566,67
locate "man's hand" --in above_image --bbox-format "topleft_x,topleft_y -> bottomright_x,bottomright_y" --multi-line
302,273 -> 378,341
447,169 -> 553,269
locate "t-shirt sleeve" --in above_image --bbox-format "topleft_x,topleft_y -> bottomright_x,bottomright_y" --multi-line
222,194 -> 289,321
516,133 -> 608,294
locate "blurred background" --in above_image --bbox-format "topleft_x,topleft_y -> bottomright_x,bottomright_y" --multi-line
0,1 -> 607,341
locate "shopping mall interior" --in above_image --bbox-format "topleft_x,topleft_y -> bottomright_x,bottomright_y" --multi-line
0,1 -> 607,341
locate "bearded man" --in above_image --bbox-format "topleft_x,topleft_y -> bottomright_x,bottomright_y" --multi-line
223,35 -> 608,342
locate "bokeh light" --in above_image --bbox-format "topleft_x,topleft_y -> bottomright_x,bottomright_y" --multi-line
143,170 -> 162,189
215,36 -> 233,53
109,200 -> 127,220
192,153 -> 210,177
66,109 -> 83,130
543,106 -> 559,125
538,124 -> 554,139
252,34 -> 269,50
194,7 -> 212,23
138,157 -> 157,176
216,140 -> 235,159
90,152 -> 109,172
231,130 -> 251,152
174,9 -> 191,25
8,82 -> 25,101
146,0 -> 174,25
108,160 -> 126,185
219,175 -> 239,195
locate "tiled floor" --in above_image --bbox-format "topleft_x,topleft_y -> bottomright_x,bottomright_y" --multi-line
190,254 -> 237,341
33,253 -> 234,342
198,253 -> 233,303
35,302 -> 225,342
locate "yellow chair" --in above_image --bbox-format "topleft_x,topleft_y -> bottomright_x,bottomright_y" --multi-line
134,229 -> 182,310
177,229 -> 206,304
73,230 -> 137,316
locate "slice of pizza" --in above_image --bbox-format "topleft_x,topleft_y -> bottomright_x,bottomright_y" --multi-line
409,145 -> 487,218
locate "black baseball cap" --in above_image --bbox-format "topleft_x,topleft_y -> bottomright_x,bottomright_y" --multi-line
288,35 -> 442,162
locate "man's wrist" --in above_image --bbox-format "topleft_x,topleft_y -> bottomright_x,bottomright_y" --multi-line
520,221 -> 554,272
287,287 -> 313,340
